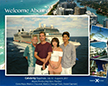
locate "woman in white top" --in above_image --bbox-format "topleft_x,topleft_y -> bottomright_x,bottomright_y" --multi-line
48,37 -> 63,74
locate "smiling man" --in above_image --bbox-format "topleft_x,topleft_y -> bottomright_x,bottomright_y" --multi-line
34,31 -> 52,74
60,32 -> 76,74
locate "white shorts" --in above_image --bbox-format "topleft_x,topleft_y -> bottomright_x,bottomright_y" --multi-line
34,64 -> 48,75
28,67 -> 35,75
61,67 -> 72,75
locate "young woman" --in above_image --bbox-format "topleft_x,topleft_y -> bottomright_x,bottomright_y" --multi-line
48,37 -> 63,74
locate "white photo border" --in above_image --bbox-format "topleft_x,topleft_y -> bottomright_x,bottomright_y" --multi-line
5,15 -> 90,76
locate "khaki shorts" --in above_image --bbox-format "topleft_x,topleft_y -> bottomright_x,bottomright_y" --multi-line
28,67 -> 35,75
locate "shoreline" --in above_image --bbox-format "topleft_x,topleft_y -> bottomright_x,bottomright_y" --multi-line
0,63 -> 5,69
80,2 -> 108,18
86,5 -> 108,18
44,1 -> 59,15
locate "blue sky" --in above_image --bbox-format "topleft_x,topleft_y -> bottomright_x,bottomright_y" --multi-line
6,15 -> 89,37
90,25 -> 108,42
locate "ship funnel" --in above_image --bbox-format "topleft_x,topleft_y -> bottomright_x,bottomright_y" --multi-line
18,30 -> 20,32
39,23 -> 41,28
22,28 -> 24,31
43,24 -> 46,28
51,25 -> 53,29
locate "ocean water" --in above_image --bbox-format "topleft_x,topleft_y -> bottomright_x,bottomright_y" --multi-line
7,38 -> 28,73
90,42 -> 107,49
7,37 -> 88,74
0,0 -> 59,29
70,37 -> 88,74
0,29 -> 5,65
0,0 -> 59,68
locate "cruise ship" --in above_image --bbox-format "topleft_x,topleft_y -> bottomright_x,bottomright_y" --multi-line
14,23 -> 81,48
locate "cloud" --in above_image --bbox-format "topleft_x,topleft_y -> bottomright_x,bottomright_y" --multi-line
6,16 -> 89,37
7,17 -> 36,27
72,17 -> 78,20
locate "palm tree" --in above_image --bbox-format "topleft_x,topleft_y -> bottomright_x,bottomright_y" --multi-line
90,33 -> 95,39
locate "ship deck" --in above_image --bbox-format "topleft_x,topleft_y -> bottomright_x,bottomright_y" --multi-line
13,41 -> 29,48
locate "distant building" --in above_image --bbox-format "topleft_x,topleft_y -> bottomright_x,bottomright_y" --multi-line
86,0 -> 99,1
80,7 -> 87,15
54,0 -> 76,15
64,9 -> 74,15
96,24 -> 103,27
74,6 -> 80,15
59,0 -> 74,3
103,18 -> 108,28
74,6 -> 87,15
57,6 -> 65,15
59,1 -> 77,9
85,11 -> 98,25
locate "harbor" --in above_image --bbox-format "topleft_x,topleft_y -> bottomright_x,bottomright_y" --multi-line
46,0 -> 108,27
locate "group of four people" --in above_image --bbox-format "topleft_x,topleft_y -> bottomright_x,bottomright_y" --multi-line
23,31 -> 76,75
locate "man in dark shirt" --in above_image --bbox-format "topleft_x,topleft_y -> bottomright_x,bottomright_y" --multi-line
34,31 -> 52,74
